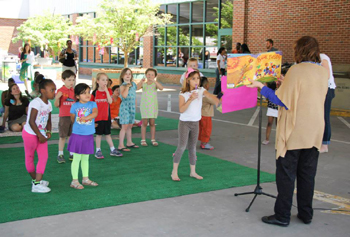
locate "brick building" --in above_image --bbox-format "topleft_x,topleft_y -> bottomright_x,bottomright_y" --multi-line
1,0 -> 349,86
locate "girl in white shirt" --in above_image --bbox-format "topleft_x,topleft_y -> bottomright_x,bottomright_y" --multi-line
171,68 -> 220,181
22,78 -> 56,193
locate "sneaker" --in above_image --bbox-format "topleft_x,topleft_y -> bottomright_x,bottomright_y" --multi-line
262,140 -> 270,145
69,154 -> 74,161
200,143 -> 214,150
95,150 -> 104,159
110,149 -> 123,157
31,180 -> 49,187
57,155 -> 66,163
32,183 -> 51,193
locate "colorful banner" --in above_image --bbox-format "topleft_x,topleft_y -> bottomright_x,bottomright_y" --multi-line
227,52 -> 282,88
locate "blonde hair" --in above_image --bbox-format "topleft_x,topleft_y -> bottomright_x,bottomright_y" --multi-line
119,68 -> 133,84
94,72 -> 108,90
181,69 -> 200,93
188,57 -> 198,64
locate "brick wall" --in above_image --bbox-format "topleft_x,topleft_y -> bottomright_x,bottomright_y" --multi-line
232,0 -> 350,64
0,18 -> 26,55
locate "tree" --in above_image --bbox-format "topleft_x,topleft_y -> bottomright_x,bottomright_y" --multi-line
73,0 -> 171,67
12,11 -> 71,58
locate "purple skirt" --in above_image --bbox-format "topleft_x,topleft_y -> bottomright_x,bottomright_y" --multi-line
67,133 -> 94,154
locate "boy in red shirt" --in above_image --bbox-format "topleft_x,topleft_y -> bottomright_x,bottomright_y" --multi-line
54,70 -> 76,163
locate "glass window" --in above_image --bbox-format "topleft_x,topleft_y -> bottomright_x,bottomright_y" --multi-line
205,24 -> 218,46
192,24 -> 204,46
159,5 -> 166,14
155,27 -> 165,46
178,47 -> 189,67
165,47 -> 176,67
192,1 -> 204,23
206,0 -> 218,22
221,0 -> 233,28
168,4 -> 177,23
179,3 -> 190,24
166,26 -> 177,46
155,47 -> 165,66
220,35 -> 232,53
206,47 -> 219,69
178,25 -> 190,46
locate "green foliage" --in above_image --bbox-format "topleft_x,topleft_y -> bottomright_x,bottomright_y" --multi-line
12,11 -> 71,57
73,0 -> 171,67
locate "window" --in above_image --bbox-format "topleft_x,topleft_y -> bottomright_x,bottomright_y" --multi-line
153,1 -> 231,68
179,3 -> 190,24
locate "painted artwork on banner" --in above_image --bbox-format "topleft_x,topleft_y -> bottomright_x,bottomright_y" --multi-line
227,52 -> 282,88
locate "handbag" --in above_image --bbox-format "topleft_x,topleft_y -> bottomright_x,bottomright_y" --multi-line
59,49 -> 66,64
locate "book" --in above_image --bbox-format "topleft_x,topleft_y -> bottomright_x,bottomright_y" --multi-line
226,51 -> 282,88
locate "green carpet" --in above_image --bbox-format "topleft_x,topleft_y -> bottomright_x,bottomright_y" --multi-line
0,114 -> 179,144
0,141 -> 275,223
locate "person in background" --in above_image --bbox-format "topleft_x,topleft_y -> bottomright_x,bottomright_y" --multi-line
110,85 -> 122,129
266,39 -> 278,52
179,58 -> 204,85
320,53 -> 336,153
1,78 -> 16,115
59,40 -> 78,74
240,43 -> 251,54
1,83 -> 29,132
213,47 -> 226,95
232,42 -> 242,54
108,78 -> 113,88
20,43 -> 35,93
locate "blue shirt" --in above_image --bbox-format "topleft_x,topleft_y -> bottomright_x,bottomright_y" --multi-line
70,101 -> 97,135
261,86 -> 288,110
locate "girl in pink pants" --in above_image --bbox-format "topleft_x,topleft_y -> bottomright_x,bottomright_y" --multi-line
22,78 -> 56,193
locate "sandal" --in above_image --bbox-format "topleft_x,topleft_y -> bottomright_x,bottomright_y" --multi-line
82,179 -> 98,186
141,140 -> 148,146
127,144 -> 139,148
118,147 -> 131,152
70,181 -> 84,189
151,140 -> 158,147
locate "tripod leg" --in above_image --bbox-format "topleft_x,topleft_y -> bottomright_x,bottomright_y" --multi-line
245,194 -> 258,212
261,192 -> 277,199
235,191 -> 255,196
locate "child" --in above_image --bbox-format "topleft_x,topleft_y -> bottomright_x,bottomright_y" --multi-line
118,68 -> 141,151
29,71 -> 40,98
262,81 -> 278,145
138,68 -> 163,146
110,85 -> 122,129
179,58 -> 204,85
198,77 -> 218,150
108,78 -> 113,88
91,72 -> 122,158
68,83 -> 98,189
54,70 -> 76,163
172,68 -> 220,181
22,77 -> 56,193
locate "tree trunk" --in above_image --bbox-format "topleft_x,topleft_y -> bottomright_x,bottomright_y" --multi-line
124,51 -> 128,68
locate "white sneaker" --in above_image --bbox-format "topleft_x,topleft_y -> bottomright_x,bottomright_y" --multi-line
32,180 -> 49,187
32,183 -> 51,193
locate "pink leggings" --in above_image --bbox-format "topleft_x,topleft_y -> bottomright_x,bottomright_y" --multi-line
22,129 -> 48,174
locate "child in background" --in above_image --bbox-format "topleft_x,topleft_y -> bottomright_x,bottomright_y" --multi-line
29,71 -> 40,98
138,68 -> 163,146
54,70 -> 76,163
110,85 -> 122,129
118,68 -> 141,151
91,73 -> 123,158
179,58 -> 204,85
22,78 -> 56,193
108,78 -> 113,88
172,69 -> 220,181
262,81 -> 278,145
198,77 -> 219,150
68,83 -> 98,189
